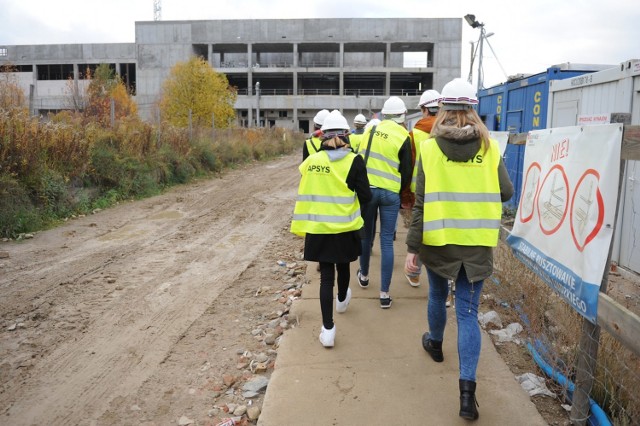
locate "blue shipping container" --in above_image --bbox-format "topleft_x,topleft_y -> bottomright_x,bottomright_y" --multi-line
477,84 -> 506,131
478,65 -> 603,209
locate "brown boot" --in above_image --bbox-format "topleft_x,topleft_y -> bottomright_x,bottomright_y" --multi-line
459,379 -> 479,420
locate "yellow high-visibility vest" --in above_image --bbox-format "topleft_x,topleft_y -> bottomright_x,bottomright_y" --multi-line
305,136 -> 322,156
421,138 -> 502,247
291,150 -> 363,236
358,120 -> 407,193
349,132 -> 365,154
411,128 -> 431,193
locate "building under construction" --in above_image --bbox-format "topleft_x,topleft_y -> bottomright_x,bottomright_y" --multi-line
0,18 -> 462,131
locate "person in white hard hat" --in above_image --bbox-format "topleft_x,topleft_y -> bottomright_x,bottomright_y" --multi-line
303,109 -> 330,161
402,89 -> 441,288
364,118 -> 380,129
404,78 -> 513,421
356,96 -> 413,309
349,113 -> 368,153
291,110 -> 371,348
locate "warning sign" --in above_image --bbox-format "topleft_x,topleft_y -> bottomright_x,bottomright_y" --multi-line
507,124 -> 622,323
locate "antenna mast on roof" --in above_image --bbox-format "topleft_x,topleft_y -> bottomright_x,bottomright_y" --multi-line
153,0 -> 162,21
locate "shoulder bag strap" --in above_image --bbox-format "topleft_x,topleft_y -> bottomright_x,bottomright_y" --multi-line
363,125 -> 377,166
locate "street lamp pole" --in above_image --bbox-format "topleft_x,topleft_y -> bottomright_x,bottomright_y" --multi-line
464,14 -> 485,91
478,24 -> 485,91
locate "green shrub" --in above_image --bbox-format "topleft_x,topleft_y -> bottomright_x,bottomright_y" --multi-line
0,174 -> 43,237
92,189 -> 121,210
37,168 -> 70,216
89,138 -> 124,188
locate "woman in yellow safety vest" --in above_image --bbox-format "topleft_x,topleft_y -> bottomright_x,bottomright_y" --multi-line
302,109 -> 330,162
404,78 -> 514,421
291,110 -> 371,348
356,97 -> 413,309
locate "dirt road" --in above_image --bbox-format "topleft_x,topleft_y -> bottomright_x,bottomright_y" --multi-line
0,154 -> 305,425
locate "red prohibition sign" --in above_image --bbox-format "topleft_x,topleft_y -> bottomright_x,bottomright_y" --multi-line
536,164 -> 569,235
519,162 -> 541,223
570,169 -> 604,252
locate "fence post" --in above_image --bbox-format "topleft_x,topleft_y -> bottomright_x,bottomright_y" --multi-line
29,84 -> 35,117
570,127 -> 628,424
211,112 -> 215,141
156,107 -> 161,148
110,98 -> 115,128
571,321 -> 601,425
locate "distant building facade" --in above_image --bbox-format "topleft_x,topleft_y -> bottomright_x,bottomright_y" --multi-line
0,18 -> 462,131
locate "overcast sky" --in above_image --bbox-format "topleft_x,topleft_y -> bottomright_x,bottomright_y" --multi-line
1,0 -> 638,89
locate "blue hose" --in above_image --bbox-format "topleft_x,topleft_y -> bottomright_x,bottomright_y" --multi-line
526,342 -> 611,426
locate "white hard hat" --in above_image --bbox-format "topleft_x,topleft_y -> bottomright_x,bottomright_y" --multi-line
321,110 -> 350,132
418,89 -> 441,108
313,109 -> 330,126
439,78 -> 478,110
364,118 -> 381,129
354,114 -> 367,125
381,96 -> 407,115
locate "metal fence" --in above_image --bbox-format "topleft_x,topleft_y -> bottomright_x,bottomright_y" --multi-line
234,88 -> 422,97
491,127 -> 640,425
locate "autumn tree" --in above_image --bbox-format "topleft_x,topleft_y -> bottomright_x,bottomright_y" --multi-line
159,56 -> 237,128
0,65 -> 27,112
84,64 -> 137,124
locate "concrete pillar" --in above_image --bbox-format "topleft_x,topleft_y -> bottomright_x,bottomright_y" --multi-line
292,98 -> 298,131
208,44 -> 213,66
339,43 -> 344,96
385,43 -> 391,96
293,43 -> 298,67
293,70 -> 298,95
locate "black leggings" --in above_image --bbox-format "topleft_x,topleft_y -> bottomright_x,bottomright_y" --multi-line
319,262 -> 351,329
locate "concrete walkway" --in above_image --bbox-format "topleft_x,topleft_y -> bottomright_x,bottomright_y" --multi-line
258,225 -> 546,425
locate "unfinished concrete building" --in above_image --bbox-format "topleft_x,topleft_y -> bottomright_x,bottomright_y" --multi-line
1,18 -> 462,131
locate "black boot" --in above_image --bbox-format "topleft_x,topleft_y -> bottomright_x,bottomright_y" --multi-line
421,333 -> 444,362
459,379 -> 479,420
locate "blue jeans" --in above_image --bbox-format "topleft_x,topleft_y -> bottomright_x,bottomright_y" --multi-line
426,267 -> 484,381
359,187 -> 400,293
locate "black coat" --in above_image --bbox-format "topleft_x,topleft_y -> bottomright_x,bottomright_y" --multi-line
303,148 -> 372,264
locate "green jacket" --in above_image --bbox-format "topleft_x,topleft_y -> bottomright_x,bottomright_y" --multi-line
405,123 -> 514,283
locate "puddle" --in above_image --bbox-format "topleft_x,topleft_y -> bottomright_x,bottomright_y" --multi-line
148,211 -> 182,220
98,225 -> 149,241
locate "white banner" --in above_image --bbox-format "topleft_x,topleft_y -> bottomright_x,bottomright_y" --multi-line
506,124 -> 623,323
489,131 -> 509,156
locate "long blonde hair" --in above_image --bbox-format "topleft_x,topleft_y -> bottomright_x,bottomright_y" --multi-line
432,109 -> 491,152
321,135 -> 350,150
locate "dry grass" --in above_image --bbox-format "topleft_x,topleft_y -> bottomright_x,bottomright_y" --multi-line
492,238 -> 640,425
0,110 -> 303,237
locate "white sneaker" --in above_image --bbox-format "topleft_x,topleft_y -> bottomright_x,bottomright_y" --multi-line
336,288 -> 352,313
319,325 -> 336,347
